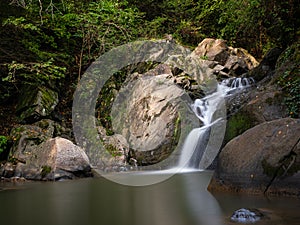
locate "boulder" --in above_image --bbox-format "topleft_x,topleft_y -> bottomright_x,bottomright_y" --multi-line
192,38 -> 258,78
16,85 -> 58,123
208,118 -> 300,197
111,69 -> 199,166
224,85 -> 288,144
192,38 -> 229,65
10,120 -> 55,163
97,125 -> 130,171
14,137 -> 91,180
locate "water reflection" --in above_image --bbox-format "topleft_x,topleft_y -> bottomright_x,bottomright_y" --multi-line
180,172 -> 223,225
0,171 -> 299,225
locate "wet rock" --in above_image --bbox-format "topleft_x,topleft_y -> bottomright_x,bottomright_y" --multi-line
231,208 -> 263,223
209,118 -> 300,197
16,85 -> 58,123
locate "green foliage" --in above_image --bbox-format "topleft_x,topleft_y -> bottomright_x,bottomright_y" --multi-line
105,144 -> 122,157
276,43 -> 300,118
41,165 -> 52,178
130,0 -> 298,57
1,0 -> 143,90
0,135 -> 8,154
3,59 -> 66,85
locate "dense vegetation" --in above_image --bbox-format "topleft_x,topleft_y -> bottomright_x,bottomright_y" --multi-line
0,0 -> 299,126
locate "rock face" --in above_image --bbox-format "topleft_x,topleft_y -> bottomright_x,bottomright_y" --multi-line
192,38 -> 259,78
248,47 -> 283,82
208,118 -> 300,197
111,67 -> 198,166
16,85 -> 58,123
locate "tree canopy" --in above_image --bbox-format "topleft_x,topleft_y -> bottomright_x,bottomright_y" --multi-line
0,0 -> 299,103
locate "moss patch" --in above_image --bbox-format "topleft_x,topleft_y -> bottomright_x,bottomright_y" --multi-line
41,165 -> 52,178
224,111 -> 256,144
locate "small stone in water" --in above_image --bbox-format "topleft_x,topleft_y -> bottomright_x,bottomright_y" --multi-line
231,208 -> 262,223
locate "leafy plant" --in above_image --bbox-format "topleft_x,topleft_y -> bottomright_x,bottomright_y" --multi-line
276,44 -> 300,118
1,0 -> 143,90
0,135 -> 8,154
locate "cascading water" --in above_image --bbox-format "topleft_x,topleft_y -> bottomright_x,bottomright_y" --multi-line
178,77 -> 254,169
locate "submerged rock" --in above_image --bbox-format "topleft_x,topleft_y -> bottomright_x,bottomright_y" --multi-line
231,208 -> 263,223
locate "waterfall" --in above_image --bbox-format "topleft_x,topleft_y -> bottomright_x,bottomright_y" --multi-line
178,77 -> 254,169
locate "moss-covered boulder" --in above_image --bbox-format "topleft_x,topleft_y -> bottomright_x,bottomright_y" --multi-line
224,86 -> 288,145
208,118 -> 300,197
16,85 -> 58,123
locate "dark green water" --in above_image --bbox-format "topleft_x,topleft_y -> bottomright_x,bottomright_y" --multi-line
0,171 -> 299,225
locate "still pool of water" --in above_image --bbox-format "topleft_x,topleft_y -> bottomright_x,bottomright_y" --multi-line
0,171 -> 299,225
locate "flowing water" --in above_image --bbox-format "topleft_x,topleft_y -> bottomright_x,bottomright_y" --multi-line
0,171 -> 299,225
178,77 -> 251,169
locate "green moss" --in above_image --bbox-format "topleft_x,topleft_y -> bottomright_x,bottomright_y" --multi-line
174,115 -> 181,140
224,112 -> 256,144
41,165 -> 52,178
105,144 -> 122,157
0,136 -> 8,157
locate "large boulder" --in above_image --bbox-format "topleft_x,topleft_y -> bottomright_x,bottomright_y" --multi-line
111,68 -> 199,166
208,118 -> 300,197
223,85 -> 288,144
13,137 -> 91,180
9,120 -> 56,163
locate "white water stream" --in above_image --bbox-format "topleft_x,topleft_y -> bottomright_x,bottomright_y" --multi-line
178,77 -> 254,169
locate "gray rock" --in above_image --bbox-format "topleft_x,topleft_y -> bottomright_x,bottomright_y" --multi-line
223,85 -> 288,145
6,137 -> 91,180
10,121 -> 54,163
231,208 -> 263,223
16,85 -> 58,123
209,118 -> 300,197
192,38 -> 258,78
111,71 -> 199,166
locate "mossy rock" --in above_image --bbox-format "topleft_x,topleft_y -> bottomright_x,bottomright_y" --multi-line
224,111 -> 256,145
16,85 -> 58,123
